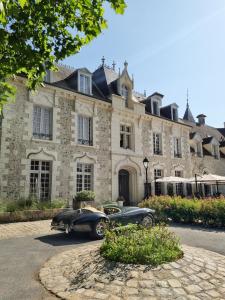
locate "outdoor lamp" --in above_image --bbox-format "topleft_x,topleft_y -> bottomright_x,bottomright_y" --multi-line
143,157 -> 150,198
143,157 -> 149,170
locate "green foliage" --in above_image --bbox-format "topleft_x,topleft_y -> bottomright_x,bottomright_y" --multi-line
100,225 -> 183,266
0,197 -> 68,212
0,0 -> 126,114
140,195 -> 225,227
75,190 -> 95,202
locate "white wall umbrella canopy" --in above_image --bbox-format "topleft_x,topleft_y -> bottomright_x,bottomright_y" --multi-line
188,174 -> 225,183
155,176 -> 190,183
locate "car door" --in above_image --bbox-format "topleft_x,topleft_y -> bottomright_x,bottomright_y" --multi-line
122,209 -> 144,225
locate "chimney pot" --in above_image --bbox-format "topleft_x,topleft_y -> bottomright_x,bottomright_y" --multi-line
196,114 -> 206,126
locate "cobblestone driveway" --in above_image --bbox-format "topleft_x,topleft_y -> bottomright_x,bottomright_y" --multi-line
0,220 -> 51,240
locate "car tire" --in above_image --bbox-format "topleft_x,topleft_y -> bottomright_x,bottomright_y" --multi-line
141,214 -> 155,228
91,219 -> 107,240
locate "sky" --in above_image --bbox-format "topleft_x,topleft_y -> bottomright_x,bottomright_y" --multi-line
63,0 -> 225,128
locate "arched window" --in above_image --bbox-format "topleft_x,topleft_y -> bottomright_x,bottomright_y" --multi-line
121,85 -> 128,107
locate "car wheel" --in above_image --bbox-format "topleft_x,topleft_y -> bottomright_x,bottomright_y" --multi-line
91,219 -> 106,239
65,223 -> 72,236
141,214 -> 154,228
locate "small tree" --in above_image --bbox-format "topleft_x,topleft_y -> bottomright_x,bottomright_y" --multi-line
0,0 -> 127,114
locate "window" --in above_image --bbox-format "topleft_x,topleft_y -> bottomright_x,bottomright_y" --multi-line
175,170 -> 183,196
154,169 -> 163,195
196,142 -> 202,157
79,74 -> 91,94
30,160 -> 51,200
212,145 -> 219,159
153,133 -> 162,155
120,125 -> 131,149
121,85 -> 128,107
172,108 -> 178,121
33,106 -> 52,140
78,115 -> 93,146
76,163 -> 93,192
152,101 -> 159,115
174,138 -> 182,158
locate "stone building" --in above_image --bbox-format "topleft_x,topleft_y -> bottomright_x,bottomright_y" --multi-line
0,60 -> 224,204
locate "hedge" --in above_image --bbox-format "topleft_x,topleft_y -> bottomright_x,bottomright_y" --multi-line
139,196 -> 225,227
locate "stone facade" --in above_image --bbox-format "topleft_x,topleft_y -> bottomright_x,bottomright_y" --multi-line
0,62 -> 224,203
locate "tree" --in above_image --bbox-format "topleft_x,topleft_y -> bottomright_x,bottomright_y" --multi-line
0,0 -> 126,114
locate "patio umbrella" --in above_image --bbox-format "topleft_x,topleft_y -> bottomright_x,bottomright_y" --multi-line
155,176 -> 189,183
188,174 -> 225,194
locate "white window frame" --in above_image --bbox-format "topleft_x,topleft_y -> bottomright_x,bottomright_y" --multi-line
154,169 -> 163,195
153,132 -> 162,155
152,101 -> 160,115
77,115 -> 93,146
78,72 -> 92,95
121,85 -> 129,107
29,160 -> 52,200
33,105 -> 53,140
76,163 -> 93,192
120,124 -> 132,149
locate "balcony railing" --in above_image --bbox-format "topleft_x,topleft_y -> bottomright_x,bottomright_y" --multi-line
174,152 -> 182,158
33,133 -> 52,140
78,138 -> 93,146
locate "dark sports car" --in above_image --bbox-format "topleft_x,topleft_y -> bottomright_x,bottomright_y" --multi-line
51,205 -> 155,239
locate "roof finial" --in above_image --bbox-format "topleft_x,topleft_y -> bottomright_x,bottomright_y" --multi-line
186,88 -> 189,107
124,60 -> 128,69
101,56 -> 105,66
112,60 -> 116,71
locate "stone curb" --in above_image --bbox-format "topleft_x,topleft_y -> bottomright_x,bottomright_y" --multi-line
39,244 -> 225,300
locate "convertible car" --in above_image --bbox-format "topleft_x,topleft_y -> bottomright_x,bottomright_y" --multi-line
51,205 -> 155,239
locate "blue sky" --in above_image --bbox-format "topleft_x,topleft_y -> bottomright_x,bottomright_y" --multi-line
63,0 -> 225,128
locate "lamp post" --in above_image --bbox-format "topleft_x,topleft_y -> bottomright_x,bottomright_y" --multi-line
143,157 -> 149,199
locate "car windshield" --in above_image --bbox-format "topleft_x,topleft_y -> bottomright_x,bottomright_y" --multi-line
120,207 -> 139,213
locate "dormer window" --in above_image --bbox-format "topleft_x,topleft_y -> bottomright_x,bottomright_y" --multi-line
172,108 -> 178,121
79,73 -> 91,95
152,101 -> 159,115
121,85 -> 128,107
212,144 -> 219,159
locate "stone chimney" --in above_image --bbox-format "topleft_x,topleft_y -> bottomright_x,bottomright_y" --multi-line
196,114 -> 206,126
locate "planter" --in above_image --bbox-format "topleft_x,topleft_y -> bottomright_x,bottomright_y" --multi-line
117,201 -> 124,208
0,208 -> 64,224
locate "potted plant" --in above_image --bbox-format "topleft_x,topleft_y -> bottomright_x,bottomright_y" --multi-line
73,191 -> 95,209
117,196 -> 125,207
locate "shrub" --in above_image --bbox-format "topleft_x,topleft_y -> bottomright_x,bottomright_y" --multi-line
139,196 -> 225,227
100,225 -> 183,266
75,190 -> 95,202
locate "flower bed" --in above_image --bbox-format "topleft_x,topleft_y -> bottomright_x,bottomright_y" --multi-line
0,198 -> 68,223
139,195 -> 225,227
100,225 -> 183,266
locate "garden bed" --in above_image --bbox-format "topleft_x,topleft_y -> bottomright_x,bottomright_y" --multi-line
139,195 -> 225,227
0,208 -> 65,223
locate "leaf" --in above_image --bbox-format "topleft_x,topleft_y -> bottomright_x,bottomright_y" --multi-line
18,0 -> 27,8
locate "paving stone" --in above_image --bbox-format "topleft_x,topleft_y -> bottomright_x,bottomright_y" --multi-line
168,279 -> 182,288
39,244 -> 225,300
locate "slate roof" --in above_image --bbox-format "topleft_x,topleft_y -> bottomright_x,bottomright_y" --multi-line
183,103 -> 195,123
217,128 -> 225,137
202,137 -> 214,145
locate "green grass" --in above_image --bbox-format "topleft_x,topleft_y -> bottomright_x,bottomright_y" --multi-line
100,225 -> 183,266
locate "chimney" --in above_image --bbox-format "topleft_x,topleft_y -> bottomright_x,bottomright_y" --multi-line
197,114 -> 206,126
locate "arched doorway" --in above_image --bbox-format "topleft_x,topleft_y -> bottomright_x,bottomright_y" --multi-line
118,169 -> 130,205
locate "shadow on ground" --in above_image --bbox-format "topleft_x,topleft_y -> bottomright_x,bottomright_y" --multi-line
35,232 -> 94,246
